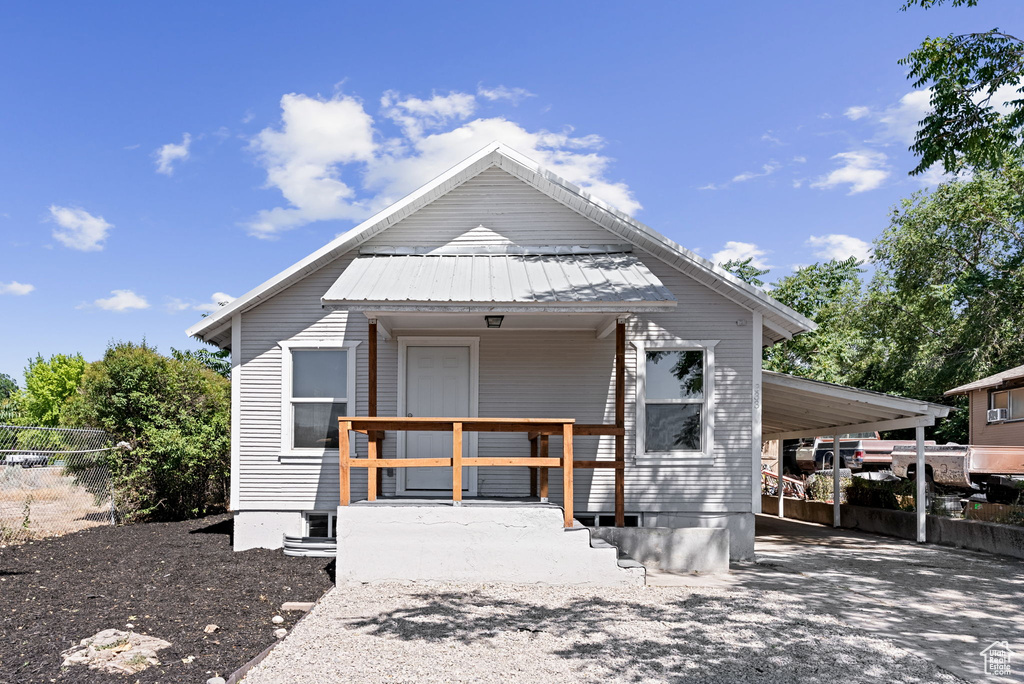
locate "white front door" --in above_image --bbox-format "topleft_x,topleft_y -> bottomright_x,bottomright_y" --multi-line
400,344 -> 476,494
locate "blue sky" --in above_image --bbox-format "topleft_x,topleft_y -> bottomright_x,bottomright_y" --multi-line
1,1 -> 1021,381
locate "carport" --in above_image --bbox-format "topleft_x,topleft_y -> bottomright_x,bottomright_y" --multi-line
761,371 -> 952,542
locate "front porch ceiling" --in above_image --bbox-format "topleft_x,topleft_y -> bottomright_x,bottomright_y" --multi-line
762,371 -> 952,441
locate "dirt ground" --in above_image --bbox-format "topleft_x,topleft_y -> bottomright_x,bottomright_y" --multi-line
0,514 -> 334,684
0,466 -> 111,542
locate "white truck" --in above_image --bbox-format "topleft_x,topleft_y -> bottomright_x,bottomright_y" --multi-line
891,444 -> 1024,503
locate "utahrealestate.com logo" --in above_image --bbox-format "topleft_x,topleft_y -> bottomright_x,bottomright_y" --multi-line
981,641 -> 1013,677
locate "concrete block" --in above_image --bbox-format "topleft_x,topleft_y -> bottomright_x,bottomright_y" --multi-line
234,511 -> 303,551
590,526 -> 729,574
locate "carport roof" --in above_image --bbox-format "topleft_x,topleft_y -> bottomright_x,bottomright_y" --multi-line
762,371 -> 952,441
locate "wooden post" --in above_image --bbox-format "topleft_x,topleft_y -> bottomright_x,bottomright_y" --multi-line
339,420 -> 352,506
529,437 -> 538,497
368,319 -> 382,498
562,422 -> 574,527
539,435 -> 549,502
614,320 -> 626,527
367,429 -> 378,502
452,422 -> 463,505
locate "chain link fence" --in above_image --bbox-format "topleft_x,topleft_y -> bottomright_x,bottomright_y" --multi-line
0,424 -> 118,545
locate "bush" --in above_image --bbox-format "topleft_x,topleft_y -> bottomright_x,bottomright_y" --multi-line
846,477 -> 917,511
65,342 -> 230,522
806,469 -> 852,503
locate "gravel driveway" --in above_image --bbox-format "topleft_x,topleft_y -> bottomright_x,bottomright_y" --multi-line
243,581 -> 962,684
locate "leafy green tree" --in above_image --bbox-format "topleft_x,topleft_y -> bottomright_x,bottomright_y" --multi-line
0,373 -> 16,400
171,347 -> 231,379
721,257 -> 770,288
857,168 -> 1024,442
20,353 -> 86,426
901,0 -> 1024,174
66,341 -> 230,521
763,258 -> 867,384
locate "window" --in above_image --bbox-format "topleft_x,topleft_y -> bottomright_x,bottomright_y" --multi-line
576,514 -> 641,527
280,341 -> 358,456
990,388 -> 1024,421
635,340 -> 717,463
305,512 -> 336,538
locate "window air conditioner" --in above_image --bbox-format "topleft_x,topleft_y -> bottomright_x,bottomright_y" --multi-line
988,408 -> 1009,422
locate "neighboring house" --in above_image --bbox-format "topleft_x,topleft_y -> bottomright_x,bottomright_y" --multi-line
187,143 -> 948,567
946,363 -> 1024,446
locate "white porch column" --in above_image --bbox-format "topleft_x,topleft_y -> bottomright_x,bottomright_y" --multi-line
832,433 -> 841,528
916,425 -> 926,543
777,443 -> 785,519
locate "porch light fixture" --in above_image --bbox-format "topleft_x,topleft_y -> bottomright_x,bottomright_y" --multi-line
485,315 -> 504,328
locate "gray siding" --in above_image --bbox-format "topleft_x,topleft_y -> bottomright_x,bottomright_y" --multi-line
236,168 -> 754,515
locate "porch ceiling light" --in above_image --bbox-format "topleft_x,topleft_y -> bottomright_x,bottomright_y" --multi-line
485,315 -> 504,329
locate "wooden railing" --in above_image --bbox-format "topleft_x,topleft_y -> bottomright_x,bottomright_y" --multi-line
338,417 -> 625,527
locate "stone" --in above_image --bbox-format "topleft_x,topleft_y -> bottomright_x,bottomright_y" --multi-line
271,615 -> 284,625
207,678 -> 227,684
281,601 -> 316,612
274,628 -> 287,639
61,629 -> 171,675
204,623 -> 219,634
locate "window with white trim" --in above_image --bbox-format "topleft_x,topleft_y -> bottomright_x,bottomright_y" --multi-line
635,340 -> 717,463
280,341 -> 358,455
645,349 -> 705,451
305,511 -> 335,538
990,388 -> 1024,421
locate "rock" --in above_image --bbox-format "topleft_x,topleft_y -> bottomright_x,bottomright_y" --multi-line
207,678 -> 227,684
274,628 -> 287,639
281,601 -> 316,612
182,655 -> 195,664
61,628 -> 171,675
203,623 -> 219,634
271,615 -> 284,624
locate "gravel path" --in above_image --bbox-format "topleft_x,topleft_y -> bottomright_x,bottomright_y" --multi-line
243,581 -> 964,684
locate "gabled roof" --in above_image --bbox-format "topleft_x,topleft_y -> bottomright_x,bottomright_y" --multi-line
187,143 -> 815,347
945,363 -> 1024,396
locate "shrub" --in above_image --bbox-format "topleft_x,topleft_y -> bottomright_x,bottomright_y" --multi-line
66,342 -> 230,522
806,470 -> 853,503
846,477 -> 917,511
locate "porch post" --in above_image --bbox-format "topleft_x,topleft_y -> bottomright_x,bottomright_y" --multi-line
562,422 -> 574,527
915,425 -> 926,543
368,319 -> 382,497
339,420 -> 352,506
452,422 -> 463,505
832,433 -> 841,528
777,443 -> 785,520
614,319 -> 626,527
539,436 -> 549,502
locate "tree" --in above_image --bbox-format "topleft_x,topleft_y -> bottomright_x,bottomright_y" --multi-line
0,373 -> 16,400
901,0 -> 1024,174
66,342 -> 230,521
171,347 -> 231,379
20,353 -> 86,426
720,257 -> 770,288
763,258 -> 867,384
857,168 -> 1024,442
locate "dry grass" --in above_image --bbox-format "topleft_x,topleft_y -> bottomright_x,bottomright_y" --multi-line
0,466 -> 111,544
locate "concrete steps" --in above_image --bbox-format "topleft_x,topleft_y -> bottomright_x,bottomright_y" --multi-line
333,503 -> 645,586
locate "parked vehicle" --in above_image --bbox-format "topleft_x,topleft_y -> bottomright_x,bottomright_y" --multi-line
891,444 -> 1024,503
1,453 -> 49,468
796,433 -> 937,473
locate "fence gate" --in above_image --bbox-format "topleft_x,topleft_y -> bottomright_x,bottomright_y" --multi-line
0,424 -> 116,544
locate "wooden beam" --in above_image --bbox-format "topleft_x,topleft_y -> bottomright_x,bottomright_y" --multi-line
595,316 -> 620,339
463,457 -> 562,467
573,461 -> 626,469
367,430 -> 378,501
539,435 -> 549,502
348,458 -> 452,468
339,420 -> 352,506
574,424 -> 625,436
529,436 -> 538,496
562,422 -> 574,528
452,422 -> 462,504
614,320 -> 625,527
368,319 -> 381,498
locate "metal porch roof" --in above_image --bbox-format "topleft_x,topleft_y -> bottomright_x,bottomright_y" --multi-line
322,248 -> 677,311
762,371 -> 952,441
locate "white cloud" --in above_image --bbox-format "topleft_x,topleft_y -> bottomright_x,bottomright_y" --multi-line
91,289 -> 149,312
477,85 -> 535,104
792,156 -> 807,163
155,133 -> 192,175
732,162 -> 780,183
711,241 -> 772,269
169,291 -> 235,313
807,234 -> 872,262
877,90 -> 932,145
0,281 -> 34,295
811,150 -> 889,194
761,132 -> 783,145
844,106 -> 871,120
246,89 -> 641,238
49,205 -> 113,251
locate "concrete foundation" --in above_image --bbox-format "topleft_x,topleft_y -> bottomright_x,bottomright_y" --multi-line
590,526 -> 729,573
334,502 -> 644,586
642,511 -> 754,561
234,510 -> 304,551
762,495 -> 1024,560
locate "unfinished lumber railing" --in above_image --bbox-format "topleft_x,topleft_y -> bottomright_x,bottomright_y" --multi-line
337,417 -> 626,528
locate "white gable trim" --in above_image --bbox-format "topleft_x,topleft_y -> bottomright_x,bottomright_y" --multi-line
188,143 -> 814,346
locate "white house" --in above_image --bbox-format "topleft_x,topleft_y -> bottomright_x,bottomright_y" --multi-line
187,143 -> 949,577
